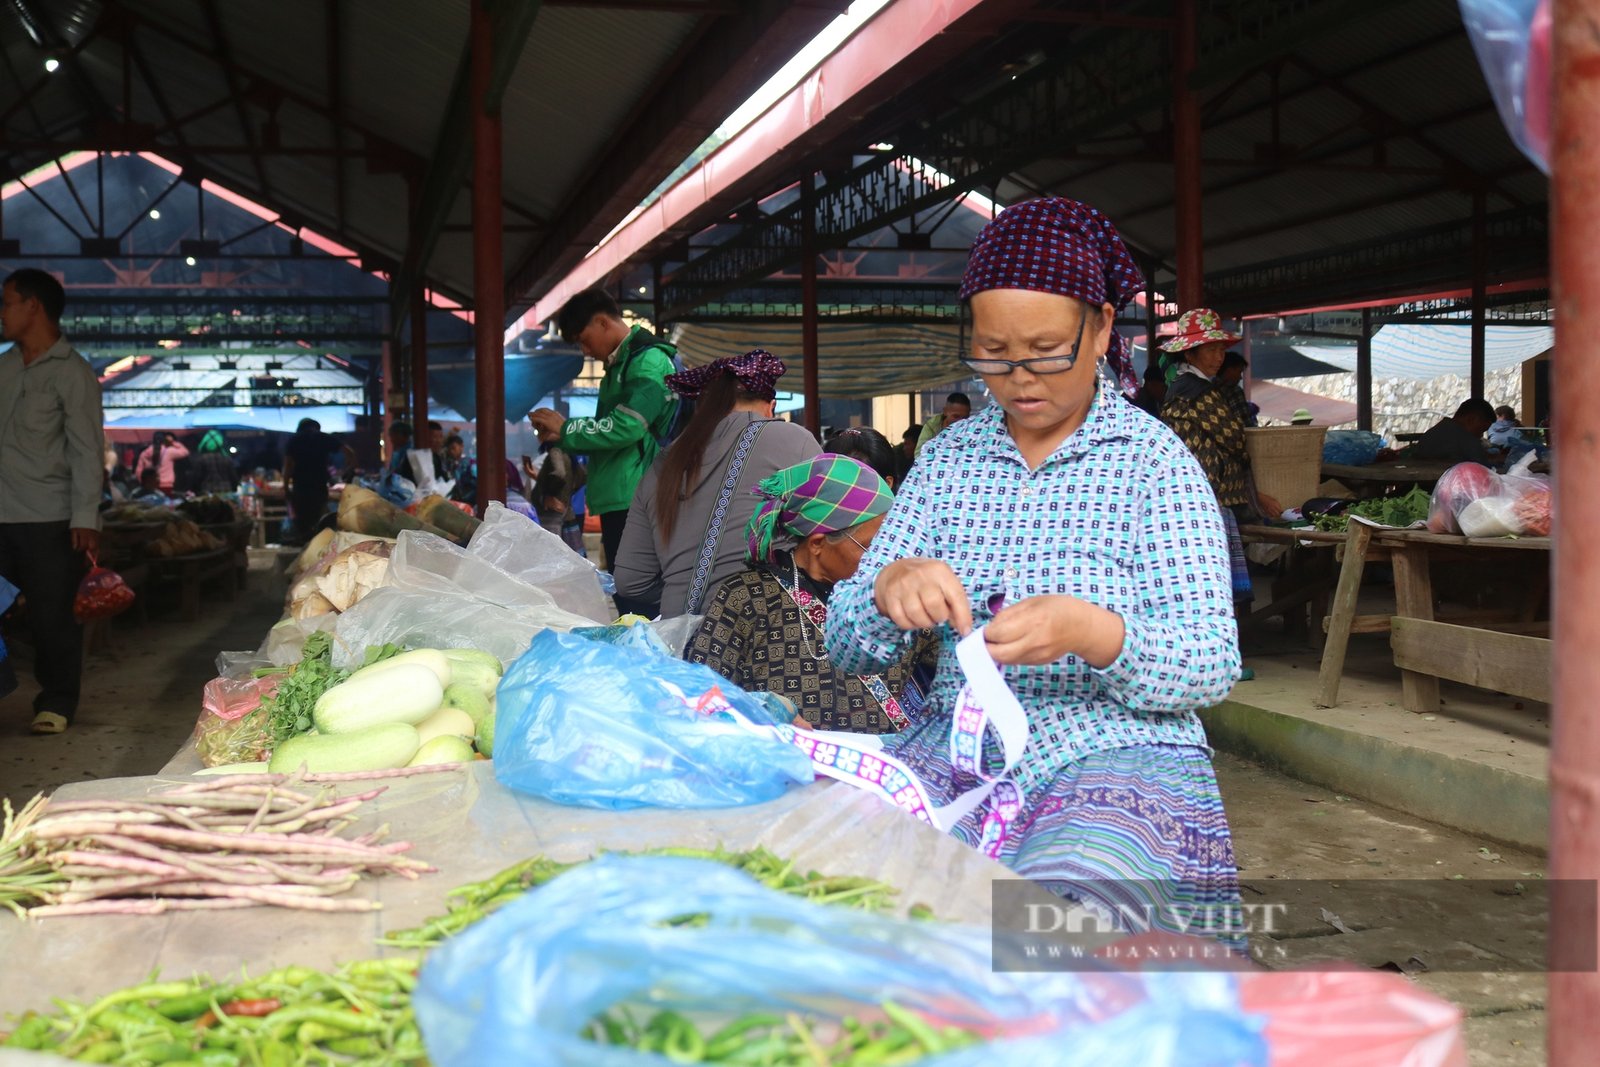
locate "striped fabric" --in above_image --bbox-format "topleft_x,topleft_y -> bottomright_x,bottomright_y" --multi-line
1219,507 -> 1254,603
886,721 -> 1243,945
1289,322 -> 1553,380
673,323 -> 968,398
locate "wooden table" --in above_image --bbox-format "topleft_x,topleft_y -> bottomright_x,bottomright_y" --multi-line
147,547 -> 238,621
1314,523 -> 1550,711
1320,460 -> 1457,497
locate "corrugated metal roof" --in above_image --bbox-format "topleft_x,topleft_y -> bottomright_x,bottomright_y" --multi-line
2,0 -> 825,313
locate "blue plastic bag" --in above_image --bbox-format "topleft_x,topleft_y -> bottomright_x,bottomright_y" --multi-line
1460,0 -> 1550,174
414,856 -> 1268,1067
493,628 -> 815,809
1321,429 -> 1383,466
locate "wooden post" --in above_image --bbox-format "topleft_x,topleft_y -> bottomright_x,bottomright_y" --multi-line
1390,543 -> 1441,712
1315,520 -> 1374,708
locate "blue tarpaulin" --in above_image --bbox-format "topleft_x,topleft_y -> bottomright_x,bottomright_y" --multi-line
428,354 -> 586,420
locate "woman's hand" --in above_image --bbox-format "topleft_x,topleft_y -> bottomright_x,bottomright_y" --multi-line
984,595 -> 1126,668
874,559 -> 974,635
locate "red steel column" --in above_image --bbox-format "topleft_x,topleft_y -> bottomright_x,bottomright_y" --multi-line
1550,2 -> 1600,1060
410,280 -> 428,428
1172,0 -> 1204,311
1470,187 -> 1488,399
471,0 -> 506,509
800,172 -> 821,437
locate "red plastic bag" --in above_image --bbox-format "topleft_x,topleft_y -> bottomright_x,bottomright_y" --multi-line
74,555 -> 135,622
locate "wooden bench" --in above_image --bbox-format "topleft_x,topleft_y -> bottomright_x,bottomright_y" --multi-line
1314,523 -> 1550,709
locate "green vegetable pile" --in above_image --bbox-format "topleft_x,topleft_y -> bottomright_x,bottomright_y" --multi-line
0,957 -> 425,1066
262,633 -> 349,745
1308,487 -> 1432,533
583,1003 -> 982,1064
380,846 -> 931,949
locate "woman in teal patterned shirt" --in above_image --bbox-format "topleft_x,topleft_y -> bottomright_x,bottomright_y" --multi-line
826,197 -> 1244,944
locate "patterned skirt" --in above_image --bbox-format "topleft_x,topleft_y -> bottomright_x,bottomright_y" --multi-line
885,720 -> 1243,945
1219,505 -> 1253,604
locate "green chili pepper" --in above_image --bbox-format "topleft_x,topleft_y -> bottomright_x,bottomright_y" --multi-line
881,1000 -> 944,1054
138,1040 -> 199,1062
79,1040 -> 130,1064
1,1014 -> 53,1049
155,991 -> 226,1021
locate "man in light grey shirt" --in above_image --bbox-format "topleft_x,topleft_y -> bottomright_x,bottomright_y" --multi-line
0,269 -> 104,734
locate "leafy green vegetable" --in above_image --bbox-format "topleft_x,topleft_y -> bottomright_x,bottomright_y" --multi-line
1309,487 -> 1432,533
263,632 -> 348,744
361,643 -> 407,667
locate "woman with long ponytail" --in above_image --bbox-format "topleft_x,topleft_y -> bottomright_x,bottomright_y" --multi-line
613,349 -> 819,619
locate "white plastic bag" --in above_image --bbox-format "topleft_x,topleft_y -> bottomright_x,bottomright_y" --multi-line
466,504 -> 611,624
326,522 -> 600,668
330,587 -> 576,668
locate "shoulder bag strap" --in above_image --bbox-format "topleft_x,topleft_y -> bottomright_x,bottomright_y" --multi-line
684,419 -> 767,615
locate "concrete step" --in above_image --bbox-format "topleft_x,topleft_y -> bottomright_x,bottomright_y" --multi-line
1211,645 -> 1548,852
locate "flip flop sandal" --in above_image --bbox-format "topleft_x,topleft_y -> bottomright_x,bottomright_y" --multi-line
30,711 -> 68,735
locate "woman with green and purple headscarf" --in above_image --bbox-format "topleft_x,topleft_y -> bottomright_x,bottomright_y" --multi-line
685,454 -> 937,734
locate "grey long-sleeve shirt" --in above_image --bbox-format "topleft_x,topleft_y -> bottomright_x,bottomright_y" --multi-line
0,337 -> 105,529
615,412 -> 820,619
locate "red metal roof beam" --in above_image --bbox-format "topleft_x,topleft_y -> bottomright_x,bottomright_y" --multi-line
512,0 -> 1042,335
502,0 -> 852,317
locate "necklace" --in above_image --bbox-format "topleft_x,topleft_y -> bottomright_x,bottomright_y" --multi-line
785,556 -> 830,660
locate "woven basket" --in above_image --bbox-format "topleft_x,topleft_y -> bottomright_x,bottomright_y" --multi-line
1245,426 -> 1327,510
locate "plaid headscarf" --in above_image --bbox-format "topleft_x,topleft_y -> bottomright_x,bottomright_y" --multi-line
746,455 -> 894,564
958,197 -> 1145,397
666,349 -> 787,400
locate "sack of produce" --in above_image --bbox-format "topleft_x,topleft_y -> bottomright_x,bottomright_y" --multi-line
414,855 -> 1268,1067
194,674 -> 279,766
73,556 -> 135,622
494,629 -> 814,809
1321,430 -> 1384,466
1428,455 -> 1550,537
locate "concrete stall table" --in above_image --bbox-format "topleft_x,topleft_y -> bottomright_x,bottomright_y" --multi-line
0,763 -> 1079,1018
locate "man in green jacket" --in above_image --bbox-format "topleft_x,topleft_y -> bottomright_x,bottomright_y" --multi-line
529,289 -> 677,600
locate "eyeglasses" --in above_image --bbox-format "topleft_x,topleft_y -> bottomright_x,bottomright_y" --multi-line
842,531 -> 871,554
960,314 -> 1086,376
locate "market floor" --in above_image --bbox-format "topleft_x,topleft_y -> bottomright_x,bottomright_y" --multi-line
0,570 -> 1548,1063
0,549 -> 288,812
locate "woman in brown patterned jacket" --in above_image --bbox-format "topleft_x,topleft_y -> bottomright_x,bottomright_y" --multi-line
685,455 -> 937,734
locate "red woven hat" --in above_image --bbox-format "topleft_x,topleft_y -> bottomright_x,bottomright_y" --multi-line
1161,308 -> 1241,353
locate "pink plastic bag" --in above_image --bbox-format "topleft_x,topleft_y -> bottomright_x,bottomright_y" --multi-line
1239,969 -> 1466,1067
